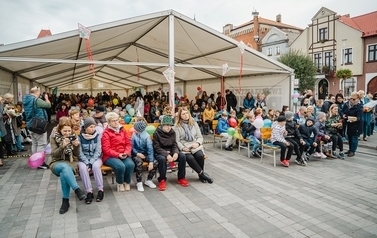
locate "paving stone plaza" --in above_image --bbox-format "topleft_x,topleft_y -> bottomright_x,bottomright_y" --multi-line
0,135 -> 377,238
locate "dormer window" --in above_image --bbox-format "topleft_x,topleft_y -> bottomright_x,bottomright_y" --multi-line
318,27 -> 328,42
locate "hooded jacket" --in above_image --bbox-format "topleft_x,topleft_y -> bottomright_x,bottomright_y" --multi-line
22,94 -> 51,128
216,117 -> 229,134
241,119 -> 256,138
131,131 -> 154,162
299,117 -> 317,140
153,127 -> 179,157
285,120 -> 302,140
101,126 -> 132,163
78,130 -> 102,165
314,119 -> 328,137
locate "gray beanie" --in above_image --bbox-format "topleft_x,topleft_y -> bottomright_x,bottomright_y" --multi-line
83,117 -> 96,130
284,111 -> 294,120
316,112 -> 326,120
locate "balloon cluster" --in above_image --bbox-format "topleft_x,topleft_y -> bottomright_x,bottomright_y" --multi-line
292,90 -> 300,105
123,104 -> 135,124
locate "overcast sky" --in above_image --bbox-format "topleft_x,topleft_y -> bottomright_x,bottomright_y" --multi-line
0,0 -> 376,45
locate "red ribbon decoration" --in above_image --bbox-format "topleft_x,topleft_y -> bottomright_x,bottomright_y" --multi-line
238,54 -> 244,93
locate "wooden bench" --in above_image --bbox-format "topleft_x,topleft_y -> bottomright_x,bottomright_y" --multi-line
100,165 -> 115,184
260,127 -> 280,167
212,120 -> 226,149
237,128 -> 251,158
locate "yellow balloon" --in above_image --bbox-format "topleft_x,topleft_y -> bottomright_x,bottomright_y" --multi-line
113,98 -> 119,106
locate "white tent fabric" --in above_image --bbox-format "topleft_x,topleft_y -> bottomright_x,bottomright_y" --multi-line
0,10 -> 293,90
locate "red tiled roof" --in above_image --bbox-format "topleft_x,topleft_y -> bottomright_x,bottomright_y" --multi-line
339,11 -> 377,37
37,29 -> 52,38
232,17 -> 303,31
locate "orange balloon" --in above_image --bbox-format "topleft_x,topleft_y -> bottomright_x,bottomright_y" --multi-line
127,127 -> 135,138
87,99 -> 94,107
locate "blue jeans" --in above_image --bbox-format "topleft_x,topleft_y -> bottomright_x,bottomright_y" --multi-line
53,162 -> 80,199
247,135 -> 261,152
347,135 -> 358,153
104,157 -> 135,184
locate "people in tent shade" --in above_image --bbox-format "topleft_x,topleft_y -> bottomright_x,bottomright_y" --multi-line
202,103 -> 215,134
23,86 -> 51,169
225,89 -> 237,112
101,112 -> 135,192
216,111 -> 236,151
78,117 -> 104,204
243,92 -> 255,111
131,120 -> 158,192
49,117 -> 86,214
153,115 -> 188,191
174,108 -> 213,184
56,103 -> 69,122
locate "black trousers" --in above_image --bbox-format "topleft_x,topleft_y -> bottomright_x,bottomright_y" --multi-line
132,156 -> 158,182
273,141 -> 293,161
155,152 -> 186,182
185,150 -> 205,174
205,120 -> 213,132
285,137 -> 304,159
330,133 -> 343,151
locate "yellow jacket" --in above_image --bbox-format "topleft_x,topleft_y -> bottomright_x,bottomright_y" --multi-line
202,108 -> 215,121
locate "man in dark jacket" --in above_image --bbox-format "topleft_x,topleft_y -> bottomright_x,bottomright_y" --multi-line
153,116 -> 188,191
225,89 -> 237,112
23,87 -> 51,169
321,94 -> 335,114
284,111 -> 307,166
299,116 -> 320,160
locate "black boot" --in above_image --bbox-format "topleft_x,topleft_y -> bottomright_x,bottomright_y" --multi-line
75,188 -> 86,200
199,171 -> 214,184
85,192 -> 94,204
59,198 -> 70,214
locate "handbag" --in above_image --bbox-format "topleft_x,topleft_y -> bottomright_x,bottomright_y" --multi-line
28,98 -> 49,134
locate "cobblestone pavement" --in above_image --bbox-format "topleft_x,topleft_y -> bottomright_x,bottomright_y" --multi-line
0,134 -> 376,238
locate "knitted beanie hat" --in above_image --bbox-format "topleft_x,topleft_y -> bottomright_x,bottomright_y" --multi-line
284,111 -> 294,120
134,120 -> 147,132
83,117 -> 96,130
161,115 -> 174,126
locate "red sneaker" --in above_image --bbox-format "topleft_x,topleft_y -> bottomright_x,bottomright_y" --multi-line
177,178 -> 189,187
285,159 -> 290,167
158,180 -> 166,191
281,160 -> 288,167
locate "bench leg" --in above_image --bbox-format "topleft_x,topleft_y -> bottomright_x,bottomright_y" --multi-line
273,151 -> 276,168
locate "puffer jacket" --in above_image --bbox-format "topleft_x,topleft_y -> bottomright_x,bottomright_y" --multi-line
131,131 -> 154,162
101,126 -> 132,163
78,130 -> 102,165
241,119 -> 256,138
216,117 -> 229,134
153,127 -> 179,157
314,120 -> 328,137
22,94 -> 51,128
299,117 -> 317,140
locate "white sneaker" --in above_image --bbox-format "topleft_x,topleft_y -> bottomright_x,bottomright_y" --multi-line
124,183 -> 131,191
117,184 -> 125,192
209,130 -> 213,134
136,182 -> 144,192
320,152 -> 327,159
144,180 -> 157,189
25,137 -> 32,143
313,152 -> 321,157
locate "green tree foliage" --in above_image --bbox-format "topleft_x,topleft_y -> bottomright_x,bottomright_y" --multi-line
335,69 -> 353,79
278,50 -> 317,93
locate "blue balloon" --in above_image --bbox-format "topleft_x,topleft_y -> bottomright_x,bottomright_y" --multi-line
125,104 -> 132,111
263,119 -> 272,128
124,115 -> 131,124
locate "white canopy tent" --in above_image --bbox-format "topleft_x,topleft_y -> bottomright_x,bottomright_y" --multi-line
0,9 -> 294,109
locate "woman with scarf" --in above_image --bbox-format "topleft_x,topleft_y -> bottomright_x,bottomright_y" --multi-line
49,117 -> 86,214
342,92 -> 363,157
69,109 -> 81,135
101,112 -> 134,192
78,117 -> 104,204
174,108 -> 213,183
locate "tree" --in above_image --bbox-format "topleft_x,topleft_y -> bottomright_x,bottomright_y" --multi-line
335,69 -> 353,80
278,50 -> 317,93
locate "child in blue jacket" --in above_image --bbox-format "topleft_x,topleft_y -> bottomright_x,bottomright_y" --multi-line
216,111 -> 236,151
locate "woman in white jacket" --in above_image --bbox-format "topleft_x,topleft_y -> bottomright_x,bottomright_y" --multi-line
134,91 -> 144,117
174,108 -> 213,183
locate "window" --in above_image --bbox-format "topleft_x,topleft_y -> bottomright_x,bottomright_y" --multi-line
324,51 -> 333,67
368,44 -> 377,62
341,78 -> 356,98
267,48 -> 272,56
318,27 -> 328,41
275,46 -> 280,55
342,48 -> 353,64
314,53 -> 322,69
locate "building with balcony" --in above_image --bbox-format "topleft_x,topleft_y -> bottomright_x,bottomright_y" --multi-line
291,7 -> 377,99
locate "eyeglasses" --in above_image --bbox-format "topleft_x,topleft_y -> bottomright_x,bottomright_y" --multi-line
109,119 -> 119,123
350,98 -> 358,101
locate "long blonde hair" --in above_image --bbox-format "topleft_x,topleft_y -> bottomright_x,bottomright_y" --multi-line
328,104 -> 339,117
175,108 -> 195,127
